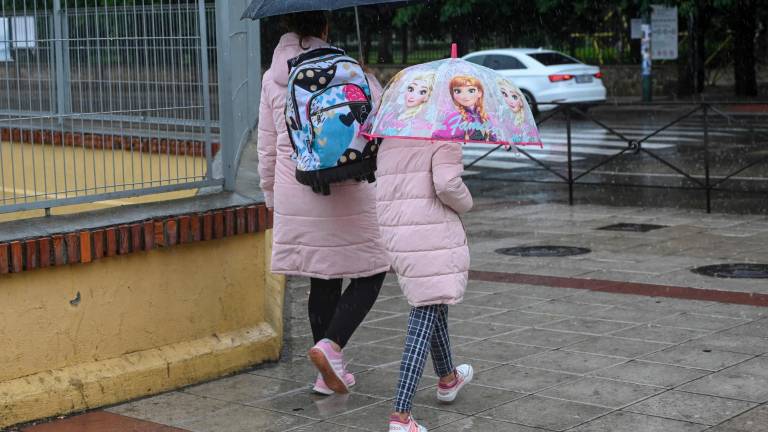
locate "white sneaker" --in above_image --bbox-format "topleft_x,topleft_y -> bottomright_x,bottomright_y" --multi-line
388,415 -> 428,432
436,364 -> 473,403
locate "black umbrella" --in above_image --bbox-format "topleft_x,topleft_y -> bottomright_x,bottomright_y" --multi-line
241,0 -> 423,64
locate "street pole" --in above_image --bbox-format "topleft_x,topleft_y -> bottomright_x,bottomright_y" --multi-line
641,1 -> 652,102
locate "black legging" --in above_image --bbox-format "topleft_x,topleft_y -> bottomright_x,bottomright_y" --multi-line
308,272 -> 386,348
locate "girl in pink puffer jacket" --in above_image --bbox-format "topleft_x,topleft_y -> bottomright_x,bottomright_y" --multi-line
375,138 -> 474,432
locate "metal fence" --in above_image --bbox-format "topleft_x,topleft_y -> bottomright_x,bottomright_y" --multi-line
0,0 -> 222,214
466,102 -> 768,213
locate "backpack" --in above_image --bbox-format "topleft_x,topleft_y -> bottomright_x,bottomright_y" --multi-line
285,47 -> 379,195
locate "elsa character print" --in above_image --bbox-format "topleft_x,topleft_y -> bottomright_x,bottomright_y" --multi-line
379,72 -> 436,136
432,75 -> 498,142
498,79 -> 526,126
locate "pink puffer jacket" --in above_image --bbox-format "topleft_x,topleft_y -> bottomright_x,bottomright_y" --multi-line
375,138 -> 472,306
257,33 -> 389,279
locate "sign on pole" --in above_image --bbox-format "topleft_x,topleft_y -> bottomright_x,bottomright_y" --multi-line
651,5 -> 678,60
631,19 -> 642,40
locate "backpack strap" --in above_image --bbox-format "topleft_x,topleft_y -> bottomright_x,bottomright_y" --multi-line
287,47 -> 346,71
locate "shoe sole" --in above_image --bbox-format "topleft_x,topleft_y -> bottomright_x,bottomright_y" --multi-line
436,367 -> 474,403
308,347 -> 349,394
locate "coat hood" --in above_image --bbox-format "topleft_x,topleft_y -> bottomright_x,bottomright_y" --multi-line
268,32 -> 329,87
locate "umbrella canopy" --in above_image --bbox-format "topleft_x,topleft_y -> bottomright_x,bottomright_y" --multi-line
241,0 -> 413,20
363,55 -> 542,147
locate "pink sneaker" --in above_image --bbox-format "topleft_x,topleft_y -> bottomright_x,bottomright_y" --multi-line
312,371 -> 356,395
389,414 -> 428,432
308,339 -> 349,394
436,364 -> 473,403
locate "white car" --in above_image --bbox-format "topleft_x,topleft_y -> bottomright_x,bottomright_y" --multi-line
463,48 -> 606,113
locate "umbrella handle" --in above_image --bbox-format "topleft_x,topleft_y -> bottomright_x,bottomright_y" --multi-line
451,43 -> 458,59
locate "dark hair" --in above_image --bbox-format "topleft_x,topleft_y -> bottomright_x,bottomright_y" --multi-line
281,11 -> 330,49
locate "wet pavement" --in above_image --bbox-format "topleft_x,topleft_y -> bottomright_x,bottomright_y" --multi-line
16,199 -> 768,432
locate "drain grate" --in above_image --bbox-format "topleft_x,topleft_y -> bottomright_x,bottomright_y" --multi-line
496,246 -> 591,257
691,263 -> 768,279
598,223 -> 668,232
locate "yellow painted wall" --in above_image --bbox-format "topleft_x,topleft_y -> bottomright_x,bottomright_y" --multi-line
0,141 -> 204,222
0,230 -> 284,428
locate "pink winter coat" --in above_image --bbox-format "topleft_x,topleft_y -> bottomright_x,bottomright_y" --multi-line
257,33 -> 389,279
375,139 -> 473,306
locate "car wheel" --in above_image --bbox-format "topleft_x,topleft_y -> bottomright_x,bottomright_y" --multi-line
521,90 -> 539,116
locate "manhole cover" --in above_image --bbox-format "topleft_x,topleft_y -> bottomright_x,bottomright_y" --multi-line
691,263 -> 768,279
495,246 -> 591,257
598,223 -> 667,232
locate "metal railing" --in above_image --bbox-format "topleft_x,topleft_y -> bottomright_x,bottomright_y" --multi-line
0,0 -> 222,214
466,102 -> 768,213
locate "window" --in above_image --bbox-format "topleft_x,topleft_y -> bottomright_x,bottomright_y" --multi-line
527,52 -> 581,66
483,55 -> 526,70
464,55 -> 486,66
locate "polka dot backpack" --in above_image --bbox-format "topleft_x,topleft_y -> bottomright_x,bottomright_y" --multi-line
285,47 -> 378,195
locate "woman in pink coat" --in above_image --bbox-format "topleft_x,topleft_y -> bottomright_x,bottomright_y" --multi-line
376,138 -> 474,432
257,12 -> 389,396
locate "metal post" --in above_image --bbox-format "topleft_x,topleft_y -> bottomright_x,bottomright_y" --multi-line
199,0 -> 213,181
247,19 -> 262,128
52,0 -> 70,124
703,104 -> 711,213
566,106 -> 574,205
355,7 -> 364,64
641,2 -> 652,102
215,0 -> 235,190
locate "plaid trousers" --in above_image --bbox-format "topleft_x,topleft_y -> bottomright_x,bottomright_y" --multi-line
394,304 -> 454,413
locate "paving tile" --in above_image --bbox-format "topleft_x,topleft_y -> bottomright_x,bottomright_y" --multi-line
470,310 -> 568,326
641,345 -> 754,371
626,391 -> 758,425
539,376 -> 661,408
249,358 -> 367,383
21,411 -> 188,432
347,326 -> 404,345
707,405 -> 768,432
701,303 -> 768,320
289,421 -> 369,431
452,340 -> 546,363
519,300 -> 611,316
493,328 -> 591,348
721,356 -> 768,378
482,395 -> 610,431
680,371 -> 768,403
331,400 -> 466,431
563,336 -> 671,358
432,416 -> 547,431
462,293 -> 547,309
568,411 -> 707,432
182,404 -> 312,432
722,319 -> 768,338
593,360 -> 709,388
371,297 -> 412,314
473,364 -> 580,393
676,335 -> 768,356
182,374 -> 306,404
107,392 -> 230,427
413,383 -> 524,415
445,304 -> 506,320
363,314 -> 409,330
347,368 -> 436,399
513,350 -> 626,374
612,324 -> 710,344
540,318 -> 636,335
653,313 -> 750,331
586,306 -> 679,323
447,321 -> 524,339
361,310 -> 401,324
253,391 -> 383,420
342,344 -> 406,367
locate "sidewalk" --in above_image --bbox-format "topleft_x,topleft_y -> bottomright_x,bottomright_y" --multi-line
13,202 -> 768,432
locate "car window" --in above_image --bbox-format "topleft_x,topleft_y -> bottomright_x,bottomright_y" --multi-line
464,55 -> 486,66
527,52 -> 581,66
484,55 -> 526,70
